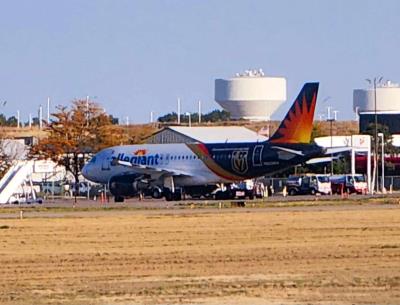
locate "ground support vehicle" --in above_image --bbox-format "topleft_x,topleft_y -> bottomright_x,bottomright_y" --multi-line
330,174 -> 367,194
286,174 -> 331,196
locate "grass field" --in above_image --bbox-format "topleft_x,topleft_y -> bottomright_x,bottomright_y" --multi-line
0,203 -> 399,304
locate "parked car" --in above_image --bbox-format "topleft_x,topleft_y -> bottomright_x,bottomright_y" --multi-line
286,174 -> 331,195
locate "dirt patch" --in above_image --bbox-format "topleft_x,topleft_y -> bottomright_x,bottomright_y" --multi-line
0,207 -> 399,304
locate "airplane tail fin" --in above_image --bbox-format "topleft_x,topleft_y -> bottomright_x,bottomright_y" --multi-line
268,82 -> 319,144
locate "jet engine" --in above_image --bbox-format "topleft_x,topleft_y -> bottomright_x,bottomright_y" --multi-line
108,173 -> 147,200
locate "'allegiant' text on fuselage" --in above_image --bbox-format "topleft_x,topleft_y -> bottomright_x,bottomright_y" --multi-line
114,152 -> 161,166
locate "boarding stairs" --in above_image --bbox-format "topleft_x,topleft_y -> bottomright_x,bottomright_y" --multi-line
0,160 -> 36,204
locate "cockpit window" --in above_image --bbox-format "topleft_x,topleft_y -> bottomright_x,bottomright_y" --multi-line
90,157 -> 97,163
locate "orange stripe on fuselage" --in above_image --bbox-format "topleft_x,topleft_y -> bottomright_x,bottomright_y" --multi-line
187,143 -> 245,181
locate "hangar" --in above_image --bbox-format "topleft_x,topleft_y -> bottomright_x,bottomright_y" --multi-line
146,126 -> 268,144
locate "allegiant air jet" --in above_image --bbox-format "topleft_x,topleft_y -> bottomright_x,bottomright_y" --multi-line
82,83 -> 324,201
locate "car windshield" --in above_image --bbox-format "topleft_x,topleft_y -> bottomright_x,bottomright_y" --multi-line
287,177 -> 300,184
354,175 -> 366,182
317,176 -> 329,183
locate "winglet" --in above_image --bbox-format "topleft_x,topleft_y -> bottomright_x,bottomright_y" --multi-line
269,82 -> 319,144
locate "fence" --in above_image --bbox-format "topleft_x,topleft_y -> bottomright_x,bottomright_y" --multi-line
260,176 -> 400,194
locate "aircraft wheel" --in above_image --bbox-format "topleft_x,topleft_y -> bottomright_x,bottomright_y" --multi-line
152,188 -> 162,199
173,191 -> 182,201
114,196 -> 124,203
165,190 -> 173,201
215,191 -> 224,200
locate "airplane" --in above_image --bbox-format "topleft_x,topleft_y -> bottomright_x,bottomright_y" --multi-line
82,82 -> 325,202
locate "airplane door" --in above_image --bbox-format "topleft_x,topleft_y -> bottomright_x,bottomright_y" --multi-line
101,157 -> 111,171
252,145 -> 263,166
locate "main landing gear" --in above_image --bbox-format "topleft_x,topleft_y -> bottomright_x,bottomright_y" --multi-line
163,176 -> 183,201
164,188 -> 182,201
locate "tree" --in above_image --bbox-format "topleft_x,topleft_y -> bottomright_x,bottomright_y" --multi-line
0,114 -> 6,126
6,116 -> 17,127
31,99 -> 130,201
157,109 -> 231,123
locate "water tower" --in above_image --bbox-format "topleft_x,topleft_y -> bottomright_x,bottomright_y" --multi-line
215,69 -> 287,121
354,80 -> 400,134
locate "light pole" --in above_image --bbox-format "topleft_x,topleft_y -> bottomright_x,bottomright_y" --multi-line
177,98 -> 181,125
366,77 -> 383,193
17,110 -> 20,128
185,112 -> 191,127
86,95 -> 90,127
327,106 -> 336,175
378,132 -> 385,193
198,100 -> 202,124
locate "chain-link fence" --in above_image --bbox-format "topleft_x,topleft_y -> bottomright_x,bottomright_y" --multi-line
383,176 -> 400,191
259,175 -> 400,194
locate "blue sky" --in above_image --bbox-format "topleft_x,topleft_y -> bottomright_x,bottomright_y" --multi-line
1,0 -> 399,123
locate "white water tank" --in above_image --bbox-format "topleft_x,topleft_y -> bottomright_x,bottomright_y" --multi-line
215,69 -> 286,121
353,81 -> 400,113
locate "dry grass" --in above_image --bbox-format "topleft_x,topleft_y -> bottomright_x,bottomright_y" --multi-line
0,126 -> 48,139
0,206 -> 399,304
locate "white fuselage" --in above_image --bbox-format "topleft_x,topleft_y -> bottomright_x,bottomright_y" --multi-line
82,144 -> 226,186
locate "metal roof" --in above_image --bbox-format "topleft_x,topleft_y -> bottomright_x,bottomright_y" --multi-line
166,126 -> 268,143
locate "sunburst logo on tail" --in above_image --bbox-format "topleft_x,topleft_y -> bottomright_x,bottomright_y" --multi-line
269,83 -> 318,144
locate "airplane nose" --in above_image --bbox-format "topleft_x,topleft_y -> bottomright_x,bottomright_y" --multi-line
82,164 -> 90,179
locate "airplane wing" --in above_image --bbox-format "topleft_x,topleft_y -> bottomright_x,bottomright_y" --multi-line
306,146 -> 353,164
270,146 -> 304,156
114,159 -> 192,177
306,156 -> 339,164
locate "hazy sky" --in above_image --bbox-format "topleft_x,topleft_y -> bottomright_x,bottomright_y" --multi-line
1,0 -> 399,123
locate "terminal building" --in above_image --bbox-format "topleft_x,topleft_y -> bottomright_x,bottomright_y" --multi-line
353,80 -> 400,134
215,69 -> 286,121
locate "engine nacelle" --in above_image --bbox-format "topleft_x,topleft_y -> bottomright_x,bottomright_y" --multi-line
108,174 -> 146,198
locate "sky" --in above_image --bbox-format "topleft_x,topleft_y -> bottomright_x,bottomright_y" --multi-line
1,0 -> 400,123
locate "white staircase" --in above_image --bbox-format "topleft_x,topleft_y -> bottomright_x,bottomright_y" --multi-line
0,161 -> 34,204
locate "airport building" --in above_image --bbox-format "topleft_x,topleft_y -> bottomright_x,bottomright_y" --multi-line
215,69 -> 286,121
146,126 -> 268,144
353,81 -> 400,134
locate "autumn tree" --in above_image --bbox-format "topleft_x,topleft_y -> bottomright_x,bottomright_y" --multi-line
31,99 -> 130,198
